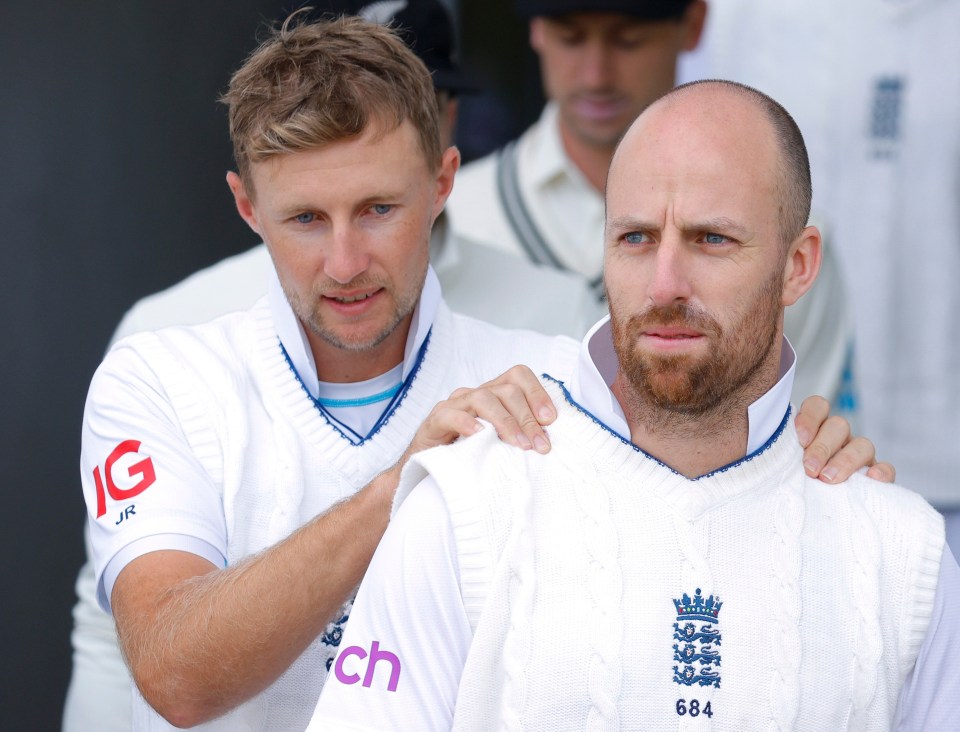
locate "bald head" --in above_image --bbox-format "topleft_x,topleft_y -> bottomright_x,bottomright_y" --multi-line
610,80 -> 811,247
602,80 -> 822,441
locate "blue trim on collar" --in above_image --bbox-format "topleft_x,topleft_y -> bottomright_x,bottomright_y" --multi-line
317,384 -> 402,409
541,373 -> 792,481
279,328 -> 433,446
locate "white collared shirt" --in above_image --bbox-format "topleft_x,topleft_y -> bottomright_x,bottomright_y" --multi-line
447,102 -> 606,283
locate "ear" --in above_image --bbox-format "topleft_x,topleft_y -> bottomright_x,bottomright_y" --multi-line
432,145 -> 461,220
680,0 -> 708,51
781,225 -> 822,307
439,96 -> 459,149
226,171 -> 262,237
529,18 -> 545,54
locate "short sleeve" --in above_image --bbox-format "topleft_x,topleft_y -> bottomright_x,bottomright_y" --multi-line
80,339 -> 227,612
894,547 -> 960,730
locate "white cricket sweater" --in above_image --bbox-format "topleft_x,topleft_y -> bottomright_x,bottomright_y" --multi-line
399,378 -> 944,730
83,297 -> 578,732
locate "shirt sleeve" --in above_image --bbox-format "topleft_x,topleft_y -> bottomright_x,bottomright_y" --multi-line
307,476 -> 471,732
894,545 -> 960,730
80,339 -> 227,613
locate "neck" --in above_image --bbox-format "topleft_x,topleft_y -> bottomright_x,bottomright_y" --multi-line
558,119 -> 616,193
307,313 -> 412,384
611,353 -> 782,479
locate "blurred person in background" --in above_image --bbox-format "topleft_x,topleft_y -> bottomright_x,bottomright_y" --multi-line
678,0 -> 960,557
447,0 -> 855,411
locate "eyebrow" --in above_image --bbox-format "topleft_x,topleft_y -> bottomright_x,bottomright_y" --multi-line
275,190 -> 407,219
606,215 -> 752,240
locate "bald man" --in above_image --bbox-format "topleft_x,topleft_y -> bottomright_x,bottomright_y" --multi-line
309,80 -> 959,731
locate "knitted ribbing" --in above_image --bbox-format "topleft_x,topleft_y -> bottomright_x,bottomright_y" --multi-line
846,478 -> 883,727
498,458 -> 537,731
766,443 -> 804,731
574,466 -> 624,730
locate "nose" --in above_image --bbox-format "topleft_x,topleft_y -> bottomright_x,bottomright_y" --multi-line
323,225 -> 369,284
581,40 -> 615,89
648,236 -> 693,307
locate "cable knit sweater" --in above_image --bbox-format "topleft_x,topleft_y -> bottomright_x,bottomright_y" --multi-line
397,377 -> 944,730
83,298 -> 578,732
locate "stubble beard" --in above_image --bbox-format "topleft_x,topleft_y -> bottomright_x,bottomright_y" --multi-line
611,271 -> 783,426
285,264 -> 426,353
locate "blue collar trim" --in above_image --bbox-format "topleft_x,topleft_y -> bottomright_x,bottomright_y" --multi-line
541,373 -> 792,481
317,384 -> 402,409
280,329 -> 433,446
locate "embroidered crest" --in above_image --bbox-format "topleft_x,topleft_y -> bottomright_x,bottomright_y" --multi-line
672,588 -> 722,688
321,598 -> 354,671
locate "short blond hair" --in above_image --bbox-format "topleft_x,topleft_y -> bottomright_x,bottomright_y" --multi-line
222,14 -> 442,189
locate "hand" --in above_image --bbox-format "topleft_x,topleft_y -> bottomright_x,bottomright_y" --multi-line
404,365 -> 556,461
794,396 -> 895,484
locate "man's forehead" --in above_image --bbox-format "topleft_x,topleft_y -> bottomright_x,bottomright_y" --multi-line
249,122 -> 431,194
544,11 -> 678,40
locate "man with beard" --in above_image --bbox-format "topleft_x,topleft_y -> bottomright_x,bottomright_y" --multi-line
446,0 -> 853,410
309,80 -> 959,730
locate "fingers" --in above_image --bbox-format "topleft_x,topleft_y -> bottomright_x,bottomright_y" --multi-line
408,366 -> 558,459
480,365 -> 557,426
801,414 -> 853,481
866,461 -> 896,484
793,395 -> 831,447
795,396 -> 895,484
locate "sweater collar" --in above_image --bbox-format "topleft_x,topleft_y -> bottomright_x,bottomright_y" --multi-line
268,264 -> 441,400
569,315 -> 796,456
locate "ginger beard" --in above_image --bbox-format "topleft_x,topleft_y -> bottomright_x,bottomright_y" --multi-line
283,261 -> 427,352
611,268 -> 783,416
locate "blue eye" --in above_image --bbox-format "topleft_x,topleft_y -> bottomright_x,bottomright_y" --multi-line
624,231 -> 647,244
295,212 -> 316,225
704,233 -> 727,244
372,204 -> 393,216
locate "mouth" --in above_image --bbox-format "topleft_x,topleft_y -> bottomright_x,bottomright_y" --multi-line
572,95 -> 628,123
329,292 -> 376,304
644,327 -> 702,339
322,288 -> 383,315
640,327 -> 706,351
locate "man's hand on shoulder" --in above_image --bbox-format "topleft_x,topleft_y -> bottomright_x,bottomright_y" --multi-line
794,395 -> 895,484
401,365 -> 556,465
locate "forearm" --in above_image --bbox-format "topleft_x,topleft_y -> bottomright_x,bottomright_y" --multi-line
114,467 -> 396,727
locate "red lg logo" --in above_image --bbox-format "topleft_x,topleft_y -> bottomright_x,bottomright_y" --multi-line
93,440 -> 156,518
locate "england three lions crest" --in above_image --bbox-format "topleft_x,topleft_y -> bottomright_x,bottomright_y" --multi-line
672,588 -> 722,689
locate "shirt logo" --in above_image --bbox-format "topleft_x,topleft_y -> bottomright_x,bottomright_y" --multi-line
869,76 -> 905,160
93,439 -> 156,518
333,640 -> 402,693
672,588 -> 721,720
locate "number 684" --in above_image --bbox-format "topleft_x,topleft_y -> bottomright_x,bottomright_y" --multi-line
676,698 -> 713,718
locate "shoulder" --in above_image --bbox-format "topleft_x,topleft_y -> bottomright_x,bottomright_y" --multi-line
805,471 -> 944,578
440,305 -> 580,379
105,303 -> 267,398
812,471 -> 942,528
111,245 -> 271,342
396,379 -> 593,512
